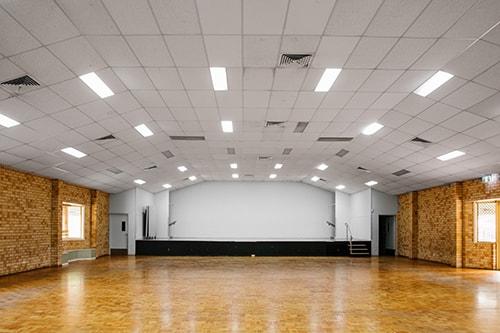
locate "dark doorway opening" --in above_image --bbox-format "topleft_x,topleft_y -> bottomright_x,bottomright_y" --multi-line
379,215 -> 396,256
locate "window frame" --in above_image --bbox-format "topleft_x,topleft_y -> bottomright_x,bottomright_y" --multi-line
474,200 -> 498,244
62,202 -> 85,240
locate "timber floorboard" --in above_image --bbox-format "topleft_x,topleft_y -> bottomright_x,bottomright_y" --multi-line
0,256 -> 499,332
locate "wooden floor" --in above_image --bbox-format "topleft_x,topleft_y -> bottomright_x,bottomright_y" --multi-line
1,256 -> 500,332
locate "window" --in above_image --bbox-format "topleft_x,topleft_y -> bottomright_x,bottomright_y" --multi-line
62,203 -> 84,240
476,201 -> 496,243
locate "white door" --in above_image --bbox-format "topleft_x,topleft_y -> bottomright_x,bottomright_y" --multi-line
110,214 -> 128,250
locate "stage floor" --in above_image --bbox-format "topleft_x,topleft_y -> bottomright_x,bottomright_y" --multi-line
0,256 -> 498,332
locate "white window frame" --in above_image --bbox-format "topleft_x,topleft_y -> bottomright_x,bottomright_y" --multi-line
62,202 -> 85,240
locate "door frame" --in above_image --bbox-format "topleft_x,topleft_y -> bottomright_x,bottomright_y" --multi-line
109,213 -> 129,255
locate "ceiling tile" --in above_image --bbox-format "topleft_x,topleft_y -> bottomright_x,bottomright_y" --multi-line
284,0 -> 335,35
126,36 -> 174,67
197,0 -> 241,34
243,36 -> 281,67
57,0 -> 120,35
48,36 -> 107,75
87,36 -> 140,67
149,0 -> 200,34
325,0 -> 383,36
204,36 -> 242,67
313,36 -> 359,68
102,0 -> 159,34
0,7 -> 40,56
165,35 -> 208,67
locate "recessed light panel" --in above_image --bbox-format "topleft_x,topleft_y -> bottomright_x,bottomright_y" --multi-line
437,150 -> 465,161
274,163 -> 283,169
210,67 -> 228,91
414,71 -> 453,97
162,183 -> 172,189
315,68 -> 342,92
61,147 -> 86,159
230,163 -> 238,169
335,185 -> 346,190
269,174 -> 277,179
177,166 -> 187,172
311,176 -> 320,182
135,124 -> 153,137
316,163 -> 328,171
232,173 -> 239,179
365,180 -> 378,187
221,120 -> 233,133
134,179 -> 146,185
362,122 -> 384,135
188,175 -> 197,181
79,72 -> 114,98
0,113 -> 20,128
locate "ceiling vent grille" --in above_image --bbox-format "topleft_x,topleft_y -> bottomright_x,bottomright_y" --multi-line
336,149 -> 349,157
244,174 -> 255,178
317,137 -> 353,142
393,169 -> 410,176
293,121 -> 309,133
95,134 -> 116,141
170,135 -> 205,141
282,148 -> 293,155
265,121 -> 286,128
162,150 -> 174,159
227,147 -> 236,155
106,167 -> 123,175
357,166 -> 371,173
279,54 -> 313,68
258,155 -> 272,160
411,137 -> 432,147
144,165 -> 157,171
1,75 -> 40,87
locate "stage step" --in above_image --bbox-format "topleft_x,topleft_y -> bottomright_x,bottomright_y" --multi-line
348,242 -> 370,257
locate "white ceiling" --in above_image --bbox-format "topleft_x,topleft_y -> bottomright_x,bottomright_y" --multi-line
0,0 -> 499,194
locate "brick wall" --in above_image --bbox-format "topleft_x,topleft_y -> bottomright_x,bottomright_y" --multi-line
397,178 -> 500,269
0,166 -> 109,276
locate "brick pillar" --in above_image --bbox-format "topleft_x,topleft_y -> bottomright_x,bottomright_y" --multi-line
50,180 -> 62,266
455,183 -> 463,268
90,190 -> 97,250
409,191 -> 419,259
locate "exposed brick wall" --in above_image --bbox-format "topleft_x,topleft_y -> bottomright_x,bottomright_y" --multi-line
397,178 -> 500,269
0,166 -> 109,276
0,166 -> 52,276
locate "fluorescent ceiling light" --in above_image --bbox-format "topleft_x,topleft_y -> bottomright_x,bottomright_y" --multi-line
274,163 -> 283,169
134,179 -> 146,185
314,68 -> 342,92
336,185 -> 346,190
61,147 -> 86,159
79,72 -> 114,98
269,174 -> 277,179
221,120 -> 233,133
0,113 -> 20,128
230,163 -> 238,169
414,71 -> 453,97
365,180 -> 378,187
177,166 -> 187,172
316,163 -> 328,171
362,122 -> 384,135
135,124 -> 153,137
188,175 -> 197,181
437,150 -> 465,161
311,176 -> 320,182
162,184 -> 172,189
210,67 -> 228,91
232,173 -> 239,179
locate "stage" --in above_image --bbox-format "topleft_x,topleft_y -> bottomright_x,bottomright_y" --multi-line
136,239 -> 371,256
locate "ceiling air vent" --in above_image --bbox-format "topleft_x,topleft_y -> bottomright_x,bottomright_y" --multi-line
2,75 -> 40,87
393,169 -> 410,176
282,148 -> 293,155
258,156 -> 272,160
265,121 -> 286,128
227,147 -> 236,155
144,165 -> 157,171
107,167 -> 123,175
244,174 -> 255,178
293,121 -> 309,133
162,150 -> 174,159
96,134 -> 116,141
336,149 -> 349,157
170,135 -> 205,141
411,137 -> 432,147
357,166 -> 371,173
279,54 -> 313,68
317,137 -> 353,142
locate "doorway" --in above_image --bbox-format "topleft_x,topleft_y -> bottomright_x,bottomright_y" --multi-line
379,215 -> 396,256
110,214 -> 128,255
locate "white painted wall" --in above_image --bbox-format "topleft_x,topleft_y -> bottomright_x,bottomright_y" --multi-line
154,190 -> 170,238
334,190 -> 351,239
169,181 -> 334,240
109,189 -> 135,255
135,188 -> 155,240
371,189 -> 398,255
349,189 -> 371,240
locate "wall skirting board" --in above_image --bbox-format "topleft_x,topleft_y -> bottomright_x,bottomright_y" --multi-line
136,240 -> 371,256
